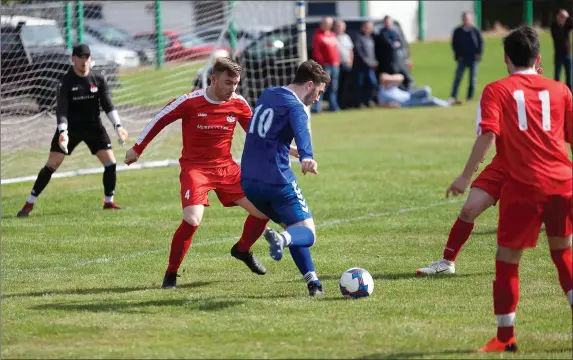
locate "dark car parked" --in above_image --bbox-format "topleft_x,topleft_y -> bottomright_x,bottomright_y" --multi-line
1,15 -> 118,112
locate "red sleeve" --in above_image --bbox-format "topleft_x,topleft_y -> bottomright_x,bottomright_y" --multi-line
565,87 -> 573,144
132,94 -> 191,155
235,95 -> 252,132
476,84 -> 502,136
312,32 -> 325,64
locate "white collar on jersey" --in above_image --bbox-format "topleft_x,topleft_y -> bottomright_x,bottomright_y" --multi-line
282,86 -> 306,107
203,89 -> 225,104
512,69 -> 537,75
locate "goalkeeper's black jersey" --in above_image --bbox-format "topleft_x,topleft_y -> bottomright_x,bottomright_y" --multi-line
56,67 -> 115,131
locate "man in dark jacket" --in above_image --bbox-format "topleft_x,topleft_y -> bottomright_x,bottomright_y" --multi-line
449,12 -> 483,103
551,9 -> 573,90
354,21 -> 378,107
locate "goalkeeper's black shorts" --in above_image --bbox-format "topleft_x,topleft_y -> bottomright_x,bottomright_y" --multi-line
50,125 -> 112,155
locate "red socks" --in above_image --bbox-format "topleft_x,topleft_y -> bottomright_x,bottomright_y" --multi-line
237,215 -> 269,252
491,248 -> 572,342
493,260 -> 519,342
443,218 -> 474,261
550,247 -> 573,306
165,220 -> 198,275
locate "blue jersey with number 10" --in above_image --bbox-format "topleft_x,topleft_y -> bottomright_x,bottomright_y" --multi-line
241,86 -> 313,185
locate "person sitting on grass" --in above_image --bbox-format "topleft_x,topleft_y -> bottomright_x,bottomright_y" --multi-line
377,73 -> 453,108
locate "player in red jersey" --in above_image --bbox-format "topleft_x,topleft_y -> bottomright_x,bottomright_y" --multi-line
444,26 -> 573,352
416,66 -> 547,276
124,57 -> 290,289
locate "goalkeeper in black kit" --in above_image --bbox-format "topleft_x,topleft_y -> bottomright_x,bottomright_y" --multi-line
17,44 -> 128,217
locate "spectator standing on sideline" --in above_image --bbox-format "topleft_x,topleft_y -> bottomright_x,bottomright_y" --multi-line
551,9 -> 573,90
449,12 -> 483,104
311,16 -> 341,112
380,16 -> 415,90
354,21 -> 378,108
334,19 -> 354,110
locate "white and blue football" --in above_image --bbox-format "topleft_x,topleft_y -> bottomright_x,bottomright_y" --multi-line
339,267 -> 374,298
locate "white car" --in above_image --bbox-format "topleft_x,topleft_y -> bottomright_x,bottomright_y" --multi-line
69,29 -> 140,68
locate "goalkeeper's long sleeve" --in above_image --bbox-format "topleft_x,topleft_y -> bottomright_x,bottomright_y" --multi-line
98,74 -> 115,114
55,78 -> 69,132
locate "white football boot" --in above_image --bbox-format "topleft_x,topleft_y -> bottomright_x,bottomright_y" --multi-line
415,259 -> 455,275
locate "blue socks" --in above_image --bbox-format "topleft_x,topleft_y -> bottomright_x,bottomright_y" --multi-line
283,226 -> 318,284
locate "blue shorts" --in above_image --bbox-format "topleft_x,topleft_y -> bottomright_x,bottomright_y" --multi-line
241,179 -> 312,226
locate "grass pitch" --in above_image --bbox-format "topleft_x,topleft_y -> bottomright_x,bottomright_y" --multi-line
1,31 -> 571,359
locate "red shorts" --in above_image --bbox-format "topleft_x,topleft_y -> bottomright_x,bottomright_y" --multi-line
498,181 -> 573,249
179,163 -> 244,208
471,160 -> 505,203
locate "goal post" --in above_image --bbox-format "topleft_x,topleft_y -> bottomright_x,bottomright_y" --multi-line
0,1 -> 308,184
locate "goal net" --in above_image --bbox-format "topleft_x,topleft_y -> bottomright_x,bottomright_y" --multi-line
1,1 -> 307,184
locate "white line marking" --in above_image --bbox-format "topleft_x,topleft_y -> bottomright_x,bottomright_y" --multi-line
2,199 -> 462,275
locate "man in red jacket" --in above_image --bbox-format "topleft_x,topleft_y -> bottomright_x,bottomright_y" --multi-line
311,16 -> 341,112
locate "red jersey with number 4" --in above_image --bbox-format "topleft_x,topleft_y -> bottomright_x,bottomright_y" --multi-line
133,89 -> 252,168
477,70 -> 573,194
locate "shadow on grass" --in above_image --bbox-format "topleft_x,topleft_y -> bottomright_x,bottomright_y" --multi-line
316,272 -> 491,282
473,226 -> 545,236
2,281 -> 213,299
1,208 -> 86,220
30,297 -> 243,314
357,346 -> 573,359
356,349 -> 477,359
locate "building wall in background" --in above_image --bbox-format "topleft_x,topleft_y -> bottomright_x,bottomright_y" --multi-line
99,1 -> 194,34
423,1 -> 474,41
368,1 -> 418,43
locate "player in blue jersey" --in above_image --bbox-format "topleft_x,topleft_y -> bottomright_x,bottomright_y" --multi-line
241,60 -> 331,297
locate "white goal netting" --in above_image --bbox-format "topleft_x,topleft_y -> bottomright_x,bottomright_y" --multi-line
1,0 -> 307,183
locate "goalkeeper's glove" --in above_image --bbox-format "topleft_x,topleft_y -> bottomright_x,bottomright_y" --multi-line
58,130 -> 69,154
115,124 -> 128,146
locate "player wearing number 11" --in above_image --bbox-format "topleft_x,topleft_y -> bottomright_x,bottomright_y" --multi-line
241,60 -> 331,297
449,26 -> 572,352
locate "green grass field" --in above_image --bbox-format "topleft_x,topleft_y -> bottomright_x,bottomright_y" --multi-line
1,31 -> 572,359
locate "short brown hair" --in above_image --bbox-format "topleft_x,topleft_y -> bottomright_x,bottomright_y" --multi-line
292,60 -> 331,86
212,57 -> 242,77
503,25 -> 540,67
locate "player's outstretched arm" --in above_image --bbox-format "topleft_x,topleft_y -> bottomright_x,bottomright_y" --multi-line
98,73 -> 128,145
129,94 -> 189,159
124,148 -> 139,165
448,86 -> 500,197
446,133 -> 496,198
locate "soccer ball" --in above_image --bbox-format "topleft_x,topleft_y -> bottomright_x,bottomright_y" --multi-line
339,267 -> 374,298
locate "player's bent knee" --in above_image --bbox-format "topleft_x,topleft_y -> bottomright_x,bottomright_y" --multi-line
46,152 -> 65,170
496,246 -> 523,264
183,214 -> 202,226
182,205 -> 204,226
459,198 -> 489,222
548,235 -> 572,250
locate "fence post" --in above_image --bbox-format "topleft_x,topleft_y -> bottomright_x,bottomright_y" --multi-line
76,0 -> 84,43
155,0 -> 163,69
228,0 -> 236,59
474,0 -> 482,30
64,2 -> 72,49
359,0 -> 367,17
525,0 -> 533,25
417,0 -> 424,41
